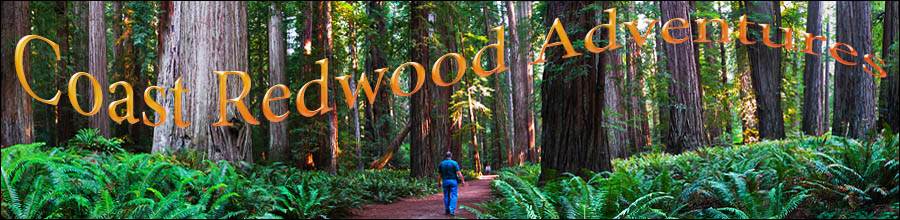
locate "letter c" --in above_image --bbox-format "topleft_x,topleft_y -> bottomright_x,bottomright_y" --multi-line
15,35 -> 62,105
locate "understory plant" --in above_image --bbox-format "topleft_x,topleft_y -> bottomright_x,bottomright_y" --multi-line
468,132 -> 899,219
1,140 -> 439,219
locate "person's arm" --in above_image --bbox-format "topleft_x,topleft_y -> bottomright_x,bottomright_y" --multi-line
438,166 -> 444,188
455,163 -> 466,186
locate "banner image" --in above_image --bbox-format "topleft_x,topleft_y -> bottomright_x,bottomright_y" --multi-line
1,1 -> 898,219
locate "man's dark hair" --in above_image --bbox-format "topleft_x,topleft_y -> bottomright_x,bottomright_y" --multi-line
445,151 -> 452,158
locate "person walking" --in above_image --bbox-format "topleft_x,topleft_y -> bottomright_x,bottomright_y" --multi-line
438,151 -> 466,216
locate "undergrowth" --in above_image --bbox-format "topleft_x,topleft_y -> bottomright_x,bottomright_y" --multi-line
467,133 -> 899,219
1,130 -> 439,219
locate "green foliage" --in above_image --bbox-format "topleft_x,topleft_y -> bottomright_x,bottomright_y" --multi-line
472,134 -> 899,219
275,184 -> 330,219
1,141 -> 439,219
67,128 -> 125,153
462,169 -> 482,181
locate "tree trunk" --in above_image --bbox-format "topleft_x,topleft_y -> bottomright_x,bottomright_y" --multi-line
349,15 -> 362,173
433,2 -> 456,171
746,1 -> 786,140
824,21 -> 831,133
625,2 -> 650,154
112,1 -> 122,75
315,1 -> 338,174
409,1 -> 435,179
539,1 -> 611,182
153,2 -> 253,162
511,1 -> 537,164
1,1 -> 33,147
371,123 -> 413,169
661,1 -> 707,154
465,73 -> 483,174
503,1 -> 518,167
600,2 -> 627,159
688,3 -> 707,135
653,1 -> 670,144
72,2 -> 90,132
364,1 -> 393,157
89,1 -> 111,138
801,1 -> 825,136
268,3 -> 289,162
717,1 -> 731,141
833,2 -> 877,139
55,2 -> 75,146
879,1 -> 899,133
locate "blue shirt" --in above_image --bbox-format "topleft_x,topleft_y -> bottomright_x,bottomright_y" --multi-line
439,159 -> 461,180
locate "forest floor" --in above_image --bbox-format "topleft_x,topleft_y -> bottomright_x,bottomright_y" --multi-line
351,175 -> 498,219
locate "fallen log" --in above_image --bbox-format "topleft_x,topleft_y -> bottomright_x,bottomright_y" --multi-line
369,123 -> 413,169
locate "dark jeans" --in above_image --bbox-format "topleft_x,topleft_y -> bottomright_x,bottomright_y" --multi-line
442,179 -> 458,214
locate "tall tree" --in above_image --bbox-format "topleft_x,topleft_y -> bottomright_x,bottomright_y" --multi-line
539,1 -> 610,181
832,2 -> 876,139
879,1 -> 899,132
433,2 -> 456,170
153,2 -> 253,162
746,1 -> 786,140
267,2 -> 289,162
408,1 -> 435,179
56,1 -> 75,146
490,2 -> 510,170
824,22 -> 831,133
624,1 -> 650,153
801,1 -> 826,136
716,1 -> 732,141
73,2 -> 90,129
89,1 -> 111,138
661,1 -> 707,153
1,1 -> 32,147
364,1 -> 393,157
506,1 -> 537,165
600,2 -> 628,158
501,1 -> 518,167
313,1 -> 338,174
348,3 -> 363,173
653,1 -> 671,143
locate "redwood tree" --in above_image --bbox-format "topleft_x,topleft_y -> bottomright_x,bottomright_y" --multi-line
408,1 -> 436,179
152,2 -> 253,162
433,1 -> 456,170
364,1 -> 394,157
661,1 -> 707,153
312,1 -> 338,174
625,2 -> 650,153
89,1 -> 111,138
539,1 -> 610,181
600,1 -> 628,159
832,1 -> 876,139
506,1 -> 537,165
879,1 -> 899,133
1,1 -> 33,147
801,1 -> 826,136
55,1 -> 75,146
268,2 -> 289,162
746,1 -> 786,140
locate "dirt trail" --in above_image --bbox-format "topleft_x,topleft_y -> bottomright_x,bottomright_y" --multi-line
351,175 -> 498,219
